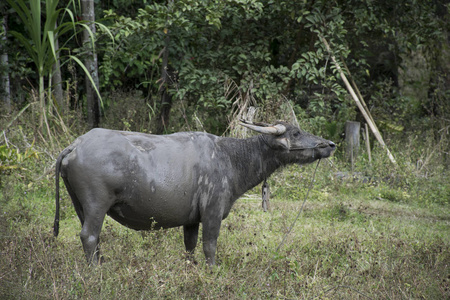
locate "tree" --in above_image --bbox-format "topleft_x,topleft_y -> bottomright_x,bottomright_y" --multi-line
81,0 -> 100,128
52,21 -> 64,112
156,29 -> 173,134
0,11 -> 10,113
99,0 -> 447,136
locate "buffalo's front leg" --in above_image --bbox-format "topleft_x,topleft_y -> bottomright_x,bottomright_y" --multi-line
201,217 -> 222,265
183,223 -> 199,260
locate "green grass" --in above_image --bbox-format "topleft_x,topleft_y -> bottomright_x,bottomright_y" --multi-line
1,157 -> 449,299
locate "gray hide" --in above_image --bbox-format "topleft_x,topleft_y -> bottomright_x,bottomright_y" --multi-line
54,121 -> 335,265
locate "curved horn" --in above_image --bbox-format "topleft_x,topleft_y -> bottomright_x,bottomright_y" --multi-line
239,120 -> 286,135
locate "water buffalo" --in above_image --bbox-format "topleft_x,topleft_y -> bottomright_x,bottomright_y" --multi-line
54,120 -> 335,265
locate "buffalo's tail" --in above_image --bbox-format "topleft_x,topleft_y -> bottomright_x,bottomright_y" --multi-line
54,147 -> 73,237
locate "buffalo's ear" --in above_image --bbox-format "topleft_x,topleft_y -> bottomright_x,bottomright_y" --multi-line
275,137 -> 290,150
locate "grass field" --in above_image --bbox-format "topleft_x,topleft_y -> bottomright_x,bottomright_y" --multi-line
1,143 -> 449,299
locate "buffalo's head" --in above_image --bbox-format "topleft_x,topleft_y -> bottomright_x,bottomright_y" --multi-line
240,120 -> 336,164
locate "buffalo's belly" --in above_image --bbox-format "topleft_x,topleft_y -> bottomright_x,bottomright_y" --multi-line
107,194 -> 195,230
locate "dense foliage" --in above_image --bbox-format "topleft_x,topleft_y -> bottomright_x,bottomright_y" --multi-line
1,0 -> 448,137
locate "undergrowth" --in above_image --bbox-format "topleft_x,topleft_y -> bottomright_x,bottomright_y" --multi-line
1,106 -> 449,299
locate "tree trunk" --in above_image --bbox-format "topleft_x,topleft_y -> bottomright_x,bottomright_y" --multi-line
156,33 -> 172,134
52,21 -> 64,112
345,121 -> 360,167
82,0 -> 100,128
1,14 -> 11,113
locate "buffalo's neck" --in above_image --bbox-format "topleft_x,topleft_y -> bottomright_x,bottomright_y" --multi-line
218,135 -> 283,199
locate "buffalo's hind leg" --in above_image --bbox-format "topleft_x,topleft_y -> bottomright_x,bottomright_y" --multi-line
79,204 -> 108,265
183,223 -> 199,262
63,177 -> 85,225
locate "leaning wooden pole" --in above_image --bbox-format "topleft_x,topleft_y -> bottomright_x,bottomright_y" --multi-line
319,35 -> 397,165
341,57 -> 375,126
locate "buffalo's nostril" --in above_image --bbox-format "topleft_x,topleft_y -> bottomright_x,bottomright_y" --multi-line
329,141 -> 336,148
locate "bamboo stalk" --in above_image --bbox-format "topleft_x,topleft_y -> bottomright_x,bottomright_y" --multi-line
319,35 -> 396,165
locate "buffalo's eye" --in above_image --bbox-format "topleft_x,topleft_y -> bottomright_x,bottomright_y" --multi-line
293,131 -> 301,138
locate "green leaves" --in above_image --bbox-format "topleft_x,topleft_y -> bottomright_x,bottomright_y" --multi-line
91,0 -> 447,134
6,0 -> 62,76
0,142 -> 39,173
